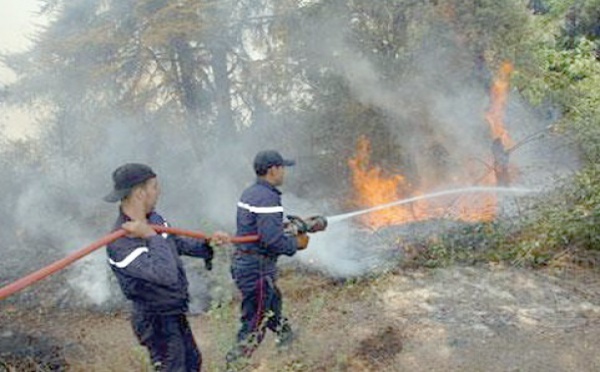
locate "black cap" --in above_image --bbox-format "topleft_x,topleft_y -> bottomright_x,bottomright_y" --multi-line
253,150 -> 295,175
103,163 -> 157,203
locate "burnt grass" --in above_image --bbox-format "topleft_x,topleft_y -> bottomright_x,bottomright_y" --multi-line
0,330 -> 69,371
1,258 -> 600,371
0,218 -> 466,368
0,262 -> 125,371
0,290 -> 77,372
0,217 -> 571,371
355,325 -> 404,369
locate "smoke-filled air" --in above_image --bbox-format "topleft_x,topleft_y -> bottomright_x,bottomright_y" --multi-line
0,0 -> 589,315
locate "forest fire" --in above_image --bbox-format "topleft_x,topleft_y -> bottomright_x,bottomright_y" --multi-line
347,136 -> 425,228
348,62 -> 516,230
485,61 -> 515,149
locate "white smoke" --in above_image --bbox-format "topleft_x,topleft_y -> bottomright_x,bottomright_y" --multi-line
293,220 -> 392,278
1,2 -> 580,311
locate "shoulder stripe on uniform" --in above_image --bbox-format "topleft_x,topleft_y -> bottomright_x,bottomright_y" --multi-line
108,247 -> 149,268
237,202 -> 284,214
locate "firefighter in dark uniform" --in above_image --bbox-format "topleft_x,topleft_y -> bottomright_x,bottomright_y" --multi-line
104,163 -> 226,372
226,151 -> 310,367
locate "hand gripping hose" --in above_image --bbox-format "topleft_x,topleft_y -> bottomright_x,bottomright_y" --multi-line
0,225 -> 258,301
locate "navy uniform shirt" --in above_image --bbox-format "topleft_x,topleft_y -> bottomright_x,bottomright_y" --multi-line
232,179 -> 298,291
106,210 -> 212,314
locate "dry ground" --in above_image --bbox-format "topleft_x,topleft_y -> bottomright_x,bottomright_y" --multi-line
2,264 -> 600,371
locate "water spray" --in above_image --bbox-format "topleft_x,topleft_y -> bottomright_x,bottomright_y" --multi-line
0,187 -> 537,301
327,186 -> 539,223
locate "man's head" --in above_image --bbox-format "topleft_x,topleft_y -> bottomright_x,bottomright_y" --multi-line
253,150 -> 295,186
104,163 -> 159,210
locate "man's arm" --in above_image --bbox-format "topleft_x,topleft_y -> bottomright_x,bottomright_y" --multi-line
256,208 -> 298,257
172,235 -> 212,258
148,211 -> 214,261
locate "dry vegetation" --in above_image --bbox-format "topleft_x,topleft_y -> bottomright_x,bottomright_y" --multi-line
2,262 -> 600,372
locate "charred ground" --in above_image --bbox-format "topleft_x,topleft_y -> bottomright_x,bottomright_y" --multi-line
1,261 -> 599,372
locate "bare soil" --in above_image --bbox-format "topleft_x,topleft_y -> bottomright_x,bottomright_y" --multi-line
1,264 -> 599,371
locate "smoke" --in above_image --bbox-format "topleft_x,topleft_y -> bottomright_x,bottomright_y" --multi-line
266,6 -> 577,276
294,221 -> 387,277
301,10 -> 578,190
0,1 -> 580,310
11,157 -> 111,306
3,117 -> 226,308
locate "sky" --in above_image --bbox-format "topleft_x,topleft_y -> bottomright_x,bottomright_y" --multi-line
0,0 -> 45,139
0,0 -> 40,52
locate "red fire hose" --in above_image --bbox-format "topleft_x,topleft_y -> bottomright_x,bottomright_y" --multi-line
0,225 -> 258,301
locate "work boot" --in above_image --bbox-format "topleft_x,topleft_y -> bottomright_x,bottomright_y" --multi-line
275,323 -> 296,349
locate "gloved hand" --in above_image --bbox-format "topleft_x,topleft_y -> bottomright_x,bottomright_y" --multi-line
204,245 -> 214,271
296,233 -> 309,250
210,231 -> 230,246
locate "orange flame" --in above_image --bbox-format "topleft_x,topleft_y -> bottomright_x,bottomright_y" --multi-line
348,62 -> 516,229
347,136 -> 423,228
485,61 -> 514,148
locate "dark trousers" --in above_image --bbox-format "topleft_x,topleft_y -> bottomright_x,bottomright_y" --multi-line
236,275 -> 284,355
131,312 -> 201,372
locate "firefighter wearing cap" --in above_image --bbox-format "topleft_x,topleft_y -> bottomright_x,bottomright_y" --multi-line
104,163 -> 225,372
226,151 -> 310,367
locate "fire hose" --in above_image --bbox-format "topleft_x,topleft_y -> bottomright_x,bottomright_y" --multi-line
0,215 -> 328,301
0,226 -> 258,301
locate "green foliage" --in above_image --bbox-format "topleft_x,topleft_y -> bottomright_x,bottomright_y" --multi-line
438,0 -> 531,58
558,39 -> 600,163
502,1 -> 600,268
410,160 -> 600,268
517,2 -> 600,163
510,165 -> 600,265
414,165 -> 600,268
407,220 -> 517,268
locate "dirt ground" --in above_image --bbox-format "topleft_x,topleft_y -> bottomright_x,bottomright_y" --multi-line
375,265 -> 600,372
1,264 -> 599,371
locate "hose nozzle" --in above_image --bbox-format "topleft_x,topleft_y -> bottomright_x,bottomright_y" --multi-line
285,215 -> 328,235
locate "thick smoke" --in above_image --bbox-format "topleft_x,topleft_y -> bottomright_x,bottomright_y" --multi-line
0,2 -> 579,310
4,117 -> 226,308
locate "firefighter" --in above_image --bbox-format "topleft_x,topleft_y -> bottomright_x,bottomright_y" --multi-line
226,150 -> 310,368
104,163 -> 227,371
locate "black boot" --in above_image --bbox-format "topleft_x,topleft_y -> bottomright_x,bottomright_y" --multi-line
275,322 -> 296,348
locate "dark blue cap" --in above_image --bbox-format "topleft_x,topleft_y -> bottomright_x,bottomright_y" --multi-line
253,150 -> 295,175
103,163 -> 157,202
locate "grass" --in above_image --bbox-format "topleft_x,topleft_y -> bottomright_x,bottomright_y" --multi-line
3,187 -> 599,371
196,266 -> 399,371
2,251 -> 599,371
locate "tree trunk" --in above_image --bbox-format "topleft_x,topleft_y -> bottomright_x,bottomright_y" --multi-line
210,42 -> 236,141
171,36 -> 203,161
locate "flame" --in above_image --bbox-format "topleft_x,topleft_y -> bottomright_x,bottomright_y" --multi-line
485,61 -> 514,148
348,62 -> 516,229
348,136 -> 424,228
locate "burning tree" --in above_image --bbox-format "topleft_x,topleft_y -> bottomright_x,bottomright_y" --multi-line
347,61 -> 520,229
